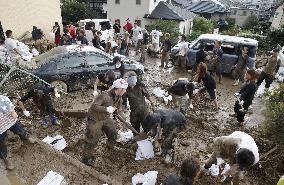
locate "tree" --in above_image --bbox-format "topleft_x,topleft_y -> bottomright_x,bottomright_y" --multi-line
146,20 -> 180,44
243,15 -> 259,30
61,0 -> 96,23
189,17 -> 214,41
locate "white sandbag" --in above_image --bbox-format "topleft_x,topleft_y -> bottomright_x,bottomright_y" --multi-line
132,171 -> 158,185
153,87 -> 165,98
42,135 -> 67,151
37,171 -> 64,185
32,48 -> 40,56
135,140 -> 155,160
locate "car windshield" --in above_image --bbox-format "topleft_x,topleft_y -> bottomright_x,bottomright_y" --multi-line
85,52 -> 111,66
57,53 -> 85,70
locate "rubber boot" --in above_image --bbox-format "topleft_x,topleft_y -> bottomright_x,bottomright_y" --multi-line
233,79 -> 239,86
3,158 -> 14,170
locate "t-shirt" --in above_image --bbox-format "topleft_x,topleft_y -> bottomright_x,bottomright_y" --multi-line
202,73 -> 216,90
158,109 -> 186,129
151,30 -> 163,44
132,26 -> 142,39
264,57 -> 281,75
4,38 -> 17,54
178,41 -> 188,56
168,80 -> 194,97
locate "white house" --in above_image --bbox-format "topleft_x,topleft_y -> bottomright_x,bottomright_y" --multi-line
271,3 -> 284,30
144,1 -> 196,35
229,7 -> 258,27
107,0 -> 168,27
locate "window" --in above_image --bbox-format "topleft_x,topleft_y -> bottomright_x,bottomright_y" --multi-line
154,0 -> 157,2
57,53 -> 85,70
85,52 -> 110,66
136,0 -> 141,5
233,10 -> 237,15
242,11 -> 247,16
115,0 -> 120,4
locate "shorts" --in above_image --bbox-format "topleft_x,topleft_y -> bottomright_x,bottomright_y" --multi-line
207,88 -> 216,100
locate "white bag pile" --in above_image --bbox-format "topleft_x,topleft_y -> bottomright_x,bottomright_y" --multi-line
132,171 -> 158,185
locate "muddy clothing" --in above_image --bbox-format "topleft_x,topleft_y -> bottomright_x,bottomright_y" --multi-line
205,131 -> 259,185
143,109 -> 186,154
234,81 -> 257,122
97,73 -> 114,92
83,89 -> 122,160
161,40 -> 172,53
92,36 -> 101,49
0,121 -> 29,159
263,57 -> 281,75
127,83 -> 150,133
257,57 -> 281,88
168,80 -> 194,97
212,48 -> 224,75
160,39 -> 171,67
20,86 -> 55,116
199,73 -> 216,100
234,56 -> 248,82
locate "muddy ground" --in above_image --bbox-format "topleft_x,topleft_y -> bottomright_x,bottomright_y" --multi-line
1,54 -> 281,185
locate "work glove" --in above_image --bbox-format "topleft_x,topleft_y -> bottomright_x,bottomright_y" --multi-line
54,88 -> 60,98
106,106 -> 116,114
93,91 -> 99,97
189,103 -> 194,109
23,110 -> 31,117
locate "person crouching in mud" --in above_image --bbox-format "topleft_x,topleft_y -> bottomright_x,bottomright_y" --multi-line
94,70 -> 115,96
233,69 -> 258,130
141,109 -> 186,163
82,79 -> 128,167
18,83 -> 60,128
205,131 -> 259,185
168,79 -> 195,114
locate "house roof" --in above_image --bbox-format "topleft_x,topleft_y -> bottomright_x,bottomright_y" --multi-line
186,0 -> 229,14
172,0 -> 193,7
146,1 -> 196,21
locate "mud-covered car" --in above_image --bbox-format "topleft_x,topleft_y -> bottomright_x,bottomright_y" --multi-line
32,45 -> 144,92
170,34 -> 258,73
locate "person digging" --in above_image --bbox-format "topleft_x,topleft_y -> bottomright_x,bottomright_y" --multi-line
18,83 -> 61,128
82,79 -> 141,167
141,108 -> 187,164
0,95 -> 36,170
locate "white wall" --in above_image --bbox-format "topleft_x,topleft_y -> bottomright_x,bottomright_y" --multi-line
0,0 -> 62,39
271,4 -> 284,30
230,8 -> 258,27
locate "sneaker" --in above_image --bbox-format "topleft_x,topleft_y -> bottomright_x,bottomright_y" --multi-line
3,158 -> 14,170
233,80 -> 239,86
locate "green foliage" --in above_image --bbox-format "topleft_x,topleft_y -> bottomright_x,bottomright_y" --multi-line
225,17 -> 236,29
61,0 -> 96,23
243,15 -> 259,30
189,17 -> 214,41
146,20 -> 180,44
263,84 -> 284,145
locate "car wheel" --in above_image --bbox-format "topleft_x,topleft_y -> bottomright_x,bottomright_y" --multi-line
51,80 -> 68,93
123,71 -> 137,79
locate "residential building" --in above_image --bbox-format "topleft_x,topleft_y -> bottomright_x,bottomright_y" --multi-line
229,7 -> 258,27
0,0 -> 62,39
107,0 -> 167,27
88,0 -> 107,18
144,1 -> 196,34
185,0 -> 229,21
271,3 -> 284,30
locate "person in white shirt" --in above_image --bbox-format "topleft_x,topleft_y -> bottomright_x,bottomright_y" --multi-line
131,22 -> 142,48
178,35 -> 188,69
4,30 -> 21,57
150,26 -> 163,53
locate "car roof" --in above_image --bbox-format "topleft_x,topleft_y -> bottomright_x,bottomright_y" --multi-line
198,34 -> 258,46
78,19 -> 111,23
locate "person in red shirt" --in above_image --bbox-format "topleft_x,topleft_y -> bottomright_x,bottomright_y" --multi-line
68,23 -> 77,43
123,18 -> 133,34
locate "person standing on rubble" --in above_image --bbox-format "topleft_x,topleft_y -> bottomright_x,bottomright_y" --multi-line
164,157 -> 201,185
204,131 -> 259,185
53,22 -> 61,46
4,30 -> 22,61
232,47 -> 249,86
82,79 -> 128,167
168,79 -> 195,114
233,70 -> 258,129
257,48 -> 281,89
78,30 -> 89,45
195,63 -> 218,110
160,33 -> 172,68
0,95 -> 35,170
18,84 -> 61,128
139,28 -> 149,63
141,108 -> 187,163
177,35 -> 188,70
126,75 -> 153,134
211,41 -> 224,83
